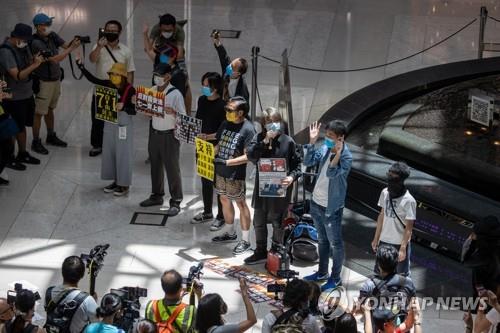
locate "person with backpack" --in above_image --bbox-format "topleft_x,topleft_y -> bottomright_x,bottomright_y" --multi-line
84,293 -> 124,333
0,289 -> 44,333
262,279 -> 321,333
30,13 -> 81,155
45,256 -> 98,333
244,107 -> 302,264
195,278 -> 256,333
371,162 -> 416,277
0,23 -> 45,171
145,270 -> 202,333
75,55 -> 136,196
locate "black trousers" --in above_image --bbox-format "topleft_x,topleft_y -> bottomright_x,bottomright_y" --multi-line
0,138 -> 14,174
90,94 -> 104,149
201,177 -> 223,218
253,208 -> 285,252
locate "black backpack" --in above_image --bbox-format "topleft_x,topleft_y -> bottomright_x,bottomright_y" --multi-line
44,287 -> 89,333
369,274 -> 411,321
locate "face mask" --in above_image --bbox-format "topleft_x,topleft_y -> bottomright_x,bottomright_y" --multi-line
265,122 -> 281,132
110,75 -> 122,86
154,76 -> 166,87
225,64 -> 233,77
162,31 -> 173,39
387,177 -> 406,199
16,41 -> 28,49
159,54 -> 170,64
105,32 -> 119,43
324,137 -> 335,149
201,86 -> 213,97
226,111 -> 238,123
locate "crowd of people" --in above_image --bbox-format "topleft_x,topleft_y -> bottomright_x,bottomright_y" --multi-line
0,10 -> 499,333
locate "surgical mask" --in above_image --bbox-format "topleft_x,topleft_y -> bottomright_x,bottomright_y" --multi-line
154,75 -> 166,87
110,75 -> 122,86
162,31 -> 173,39
201,86 -> 213,97
225,64 -> 233,77
159,54 -> 170,64
226,111 -> 238,123
324,137 -> 335,149
265,122 -> 281,132
16,41 -> 28,49
105,32 -> 119,43
387,176 -> 406,199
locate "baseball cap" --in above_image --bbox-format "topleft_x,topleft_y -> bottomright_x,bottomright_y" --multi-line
153,63 -> 172,76
33,13 -> 54,26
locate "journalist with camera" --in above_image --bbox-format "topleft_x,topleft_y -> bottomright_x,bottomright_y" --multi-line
30,13 -> 81,155
83,293 -> 124,333
145,269 -> 202,333
0,289 -> 44,333
0,298 -> 14,324
110,287 -> 147,333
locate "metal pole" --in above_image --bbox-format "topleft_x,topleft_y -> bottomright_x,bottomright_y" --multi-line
478,6 -> 488,59
250,46 -> 260,122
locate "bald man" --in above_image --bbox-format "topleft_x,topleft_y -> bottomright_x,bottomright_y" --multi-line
0,298 -> 14,323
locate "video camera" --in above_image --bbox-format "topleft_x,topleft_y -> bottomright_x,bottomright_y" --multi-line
183,262 -> 204,293
111,286 -> 148,333
266,270 -> 299,300
7,283 -> 41,305
74,35 -> 91,44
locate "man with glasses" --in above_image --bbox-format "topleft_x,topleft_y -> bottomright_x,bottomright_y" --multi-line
212,96 -> 255,254
0,298 -> 14,324
88,20 -> 135,157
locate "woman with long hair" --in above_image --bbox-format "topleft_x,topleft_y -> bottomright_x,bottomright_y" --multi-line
84,293 -> 123,333
0,290 -> 44,333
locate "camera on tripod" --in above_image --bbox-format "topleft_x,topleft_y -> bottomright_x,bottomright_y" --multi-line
111,287 -> 148,332
183,262 -> 204,293
7,283 -> 41,305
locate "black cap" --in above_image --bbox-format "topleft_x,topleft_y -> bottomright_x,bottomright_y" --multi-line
11,23 -> 33,40
159,13 -> 176,26
153,63 -> 172,75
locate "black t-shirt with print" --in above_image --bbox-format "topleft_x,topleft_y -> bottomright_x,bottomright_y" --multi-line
215,119 -> 255,180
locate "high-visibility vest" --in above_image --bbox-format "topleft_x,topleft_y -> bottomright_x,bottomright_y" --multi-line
145,299 -> 195,333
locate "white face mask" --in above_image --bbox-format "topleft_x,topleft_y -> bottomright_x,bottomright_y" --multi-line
161,31 -> 173,39
16,41 -> 28,49
154,76 -> 166,87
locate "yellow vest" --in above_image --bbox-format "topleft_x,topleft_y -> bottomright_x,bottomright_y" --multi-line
145,299 -> 195,333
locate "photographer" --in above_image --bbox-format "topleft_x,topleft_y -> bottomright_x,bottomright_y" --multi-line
45,256 -> 98,333
30,13 -> 81,155
0,23 -> 44,170
195,278 -> 256,333
145,270 -> 201,333
84,293 -> 123,333
262,279 -> 320,333
0,298 -> 14,324
0,289 -> 44,333
87,20 -> 135,157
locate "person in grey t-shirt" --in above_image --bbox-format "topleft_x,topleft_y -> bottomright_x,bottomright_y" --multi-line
46,256 -> 98,333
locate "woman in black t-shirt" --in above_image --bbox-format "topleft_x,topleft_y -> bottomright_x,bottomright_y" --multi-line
193,72 -> 226,228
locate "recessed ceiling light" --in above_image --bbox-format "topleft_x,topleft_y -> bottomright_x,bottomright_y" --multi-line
465,130 -> 474,136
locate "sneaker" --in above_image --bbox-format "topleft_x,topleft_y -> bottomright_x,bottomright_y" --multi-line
233,240 -> 251,255
139,196 -> 163,207
46,133 -> 67,147
17,151 -> 40,165
244,250 -> 267,265
113,186 -> 129,196
89,147 -> 102,157
165,206 -> 180,217
103,182 -> 118,193
320,278 -> 342,292
212,232 -> 237,243
210,217 -> 225,231
6,161 -> 26,171
31,138 -> 49,155
0,177 -> 9,186
303,271 -> 329,282
191,212 -> 214,224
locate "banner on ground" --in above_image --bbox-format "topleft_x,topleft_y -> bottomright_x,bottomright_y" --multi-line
94,85 -> 118,124
195,138 -> 215,181
135,86 -> 165,118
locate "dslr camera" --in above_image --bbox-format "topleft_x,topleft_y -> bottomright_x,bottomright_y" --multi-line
183,262 -> 204,293
40,50 -> 52,59
267,270 -> 299,298
111,286 -> 147,333
7,283 -> 41,305
74,35 -> 91,44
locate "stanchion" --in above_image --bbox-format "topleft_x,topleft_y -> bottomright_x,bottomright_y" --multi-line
251,46 -> 260,122
478,6 -> 488,59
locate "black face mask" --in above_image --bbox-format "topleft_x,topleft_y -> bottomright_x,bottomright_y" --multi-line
387,177 -> 406,199
105,32 -> 119,42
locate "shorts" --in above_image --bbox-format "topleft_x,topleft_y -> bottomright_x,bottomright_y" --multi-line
35,80 -> 61,115
2,97 -> 35,131
215,174 -> 246,200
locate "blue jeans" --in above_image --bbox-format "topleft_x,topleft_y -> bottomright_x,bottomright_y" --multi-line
310,200 -> 345,284
374,241 -> 411,277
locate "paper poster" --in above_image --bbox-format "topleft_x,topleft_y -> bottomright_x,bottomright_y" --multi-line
195,138 -> 215,181
94,85 -> 118,124
175,114 -> 202,145
258,158 -> 287,197
135,86 -> 165,118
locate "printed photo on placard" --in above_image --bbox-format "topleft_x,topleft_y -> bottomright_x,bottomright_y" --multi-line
95,85 -> 118,124
175,114 -> 202,145
135,86 -> 165,118
258,158 -> 287,197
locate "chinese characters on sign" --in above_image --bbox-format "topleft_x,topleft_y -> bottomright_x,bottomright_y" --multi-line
195,138 -> 215,181
135,86 -> 165,118
175,114 -> 202,145
95,85 -> 118,124
258,158 -> 287,197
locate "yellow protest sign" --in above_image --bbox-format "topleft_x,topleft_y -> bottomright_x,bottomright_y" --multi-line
195,137 -> 215,181
95,85 -> 118,123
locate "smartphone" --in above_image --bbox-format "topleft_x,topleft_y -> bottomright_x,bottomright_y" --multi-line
98,28 -> 105,40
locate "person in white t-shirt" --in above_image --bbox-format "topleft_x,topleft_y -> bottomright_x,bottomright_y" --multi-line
472,280 -> 500,333
371,162 -> 416,277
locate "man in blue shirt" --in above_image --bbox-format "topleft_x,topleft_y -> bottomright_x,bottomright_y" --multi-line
303,120 -> 353,291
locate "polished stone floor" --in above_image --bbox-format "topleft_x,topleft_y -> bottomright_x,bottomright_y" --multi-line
1,0 -> 497,331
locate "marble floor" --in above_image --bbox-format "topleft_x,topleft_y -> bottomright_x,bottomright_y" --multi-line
1,0 -> 496,331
